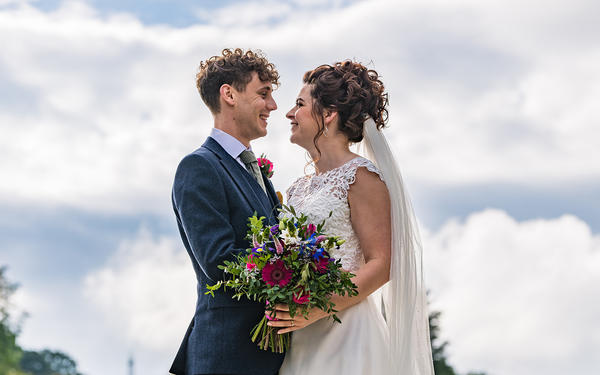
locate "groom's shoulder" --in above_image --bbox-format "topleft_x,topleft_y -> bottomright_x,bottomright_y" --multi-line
188,145 -> 217,162
175,144 -> 220,177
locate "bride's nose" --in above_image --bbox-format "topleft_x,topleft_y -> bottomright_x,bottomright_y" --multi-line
286,107 -> 296,120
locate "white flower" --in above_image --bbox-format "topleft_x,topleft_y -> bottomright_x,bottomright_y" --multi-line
280,227 -> 300,246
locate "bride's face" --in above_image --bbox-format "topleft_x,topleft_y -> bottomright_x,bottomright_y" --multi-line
286,84 -> 320,149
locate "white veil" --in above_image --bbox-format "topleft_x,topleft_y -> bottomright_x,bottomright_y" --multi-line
357,118 -> 434,375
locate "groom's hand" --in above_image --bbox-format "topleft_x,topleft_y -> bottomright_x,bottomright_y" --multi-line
265,304 -> 328,334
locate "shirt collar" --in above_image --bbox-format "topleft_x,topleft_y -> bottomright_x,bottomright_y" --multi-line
209,128 -> 251,159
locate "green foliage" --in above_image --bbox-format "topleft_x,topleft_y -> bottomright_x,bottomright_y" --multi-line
207,207 -> 357,352
1,266 -> 84,375
0,323 -> 26,375
20,350 -> 83,375
1,267 -> 15,312
0,266 -> 26,375
429,309 -> 457,375
429,306 -> 487,375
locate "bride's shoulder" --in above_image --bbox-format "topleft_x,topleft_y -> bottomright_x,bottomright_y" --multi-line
346,158 -> 389,205
344,156 -> 384,183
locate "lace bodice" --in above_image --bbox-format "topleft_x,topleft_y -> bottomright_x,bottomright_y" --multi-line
285,156 -> 384,271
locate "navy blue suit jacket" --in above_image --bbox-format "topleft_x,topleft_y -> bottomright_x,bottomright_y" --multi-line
170,137 -> 284,375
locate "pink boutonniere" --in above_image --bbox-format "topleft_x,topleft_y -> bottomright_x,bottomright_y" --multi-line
257,154 -> 274,178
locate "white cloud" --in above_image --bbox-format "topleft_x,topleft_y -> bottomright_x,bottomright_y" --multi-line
3,2 -> 598,375
423,209 -> 600,375
194,0 -> 293,27
50,208 -> 600,375
12,277 -> 136,375
4,223 -> 196,375
1,0 -> 598,214
83,227 -> 196,353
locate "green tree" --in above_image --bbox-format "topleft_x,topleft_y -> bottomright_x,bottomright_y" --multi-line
1,266 -> 83,375
0,266 -> 27,375
20,350 -> 83,375
429,306 -> 487,375
430,309 -> 458,375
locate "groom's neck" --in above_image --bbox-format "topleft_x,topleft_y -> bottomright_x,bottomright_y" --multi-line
213,116 -> 251,148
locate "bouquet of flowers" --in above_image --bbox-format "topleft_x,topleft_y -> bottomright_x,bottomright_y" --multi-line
205,205 -> 359,353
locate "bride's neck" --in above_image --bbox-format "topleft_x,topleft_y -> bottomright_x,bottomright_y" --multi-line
310,140 -> 355,174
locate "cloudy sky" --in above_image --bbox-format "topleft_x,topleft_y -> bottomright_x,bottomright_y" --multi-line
1,0 -> 598,374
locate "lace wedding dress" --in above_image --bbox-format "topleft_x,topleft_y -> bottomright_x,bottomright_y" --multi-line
279,156 -> 393,375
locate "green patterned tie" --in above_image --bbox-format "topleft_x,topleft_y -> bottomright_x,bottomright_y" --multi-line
239,150 -> 267,193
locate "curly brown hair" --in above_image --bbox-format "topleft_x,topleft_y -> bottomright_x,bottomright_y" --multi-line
196,48 -> 280,113
303,61 -> 388,152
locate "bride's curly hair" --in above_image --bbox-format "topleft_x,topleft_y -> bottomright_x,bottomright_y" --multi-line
303,61 -> 388,153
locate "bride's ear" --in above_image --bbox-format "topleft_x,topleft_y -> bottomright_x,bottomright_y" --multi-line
220,84 -> 235,107
323,110 -> 338,126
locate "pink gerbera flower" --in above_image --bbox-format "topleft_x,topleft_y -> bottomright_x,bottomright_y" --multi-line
262,260 -> 292,287
292,286 -> 310,304
314,257 -> 329,274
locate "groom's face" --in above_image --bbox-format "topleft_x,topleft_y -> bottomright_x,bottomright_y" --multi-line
232,72 -> 277,141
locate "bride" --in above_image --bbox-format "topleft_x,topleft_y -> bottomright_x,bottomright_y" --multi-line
267,61 -> 434,374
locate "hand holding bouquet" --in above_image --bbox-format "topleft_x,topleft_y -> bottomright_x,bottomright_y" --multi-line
206,205 -> 359,353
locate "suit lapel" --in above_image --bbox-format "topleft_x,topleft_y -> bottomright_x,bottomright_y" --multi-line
263,173 -> 279,207
203,138 -> 272,218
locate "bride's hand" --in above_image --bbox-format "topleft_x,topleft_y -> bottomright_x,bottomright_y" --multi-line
265,304 -> 328,334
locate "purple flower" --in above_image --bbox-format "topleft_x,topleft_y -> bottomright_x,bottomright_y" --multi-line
252,246 -> 266,255
314,235 -> 327,246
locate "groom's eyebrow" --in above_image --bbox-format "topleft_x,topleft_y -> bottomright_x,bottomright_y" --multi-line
257,84 -> 273,92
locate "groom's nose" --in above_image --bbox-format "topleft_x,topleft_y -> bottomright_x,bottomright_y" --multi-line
266,96 -> 277,111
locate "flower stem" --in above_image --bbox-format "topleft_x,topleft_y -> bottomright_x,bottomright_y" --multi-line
250,316 -> 290,353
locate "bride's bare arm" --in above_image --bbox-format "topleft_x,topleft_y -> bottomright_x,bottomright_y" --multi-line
270,167 -> 391,334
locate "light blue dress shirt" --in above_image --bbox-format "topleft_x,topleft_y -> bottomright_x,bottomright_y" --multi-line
209,128 -> 251,169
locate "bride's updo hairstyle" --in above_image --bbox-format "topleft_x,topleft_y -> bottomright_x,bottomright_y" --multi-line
303,61 -> 388,150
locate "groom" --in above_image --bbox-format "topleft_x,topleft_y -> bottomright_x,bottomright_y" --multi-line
169,49 -> 284,375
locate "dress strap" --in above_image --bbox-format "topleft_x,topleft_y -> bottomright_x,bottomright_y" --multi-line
344,157 -> 385,186
331,157 -> 384,200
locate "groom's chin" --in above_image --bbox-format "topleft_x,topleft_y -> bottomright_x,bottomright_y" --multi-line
254,125 -> 268,138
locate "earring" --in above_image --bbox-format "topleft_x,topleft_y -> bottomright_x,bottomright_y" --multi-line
324,126 -> 329,136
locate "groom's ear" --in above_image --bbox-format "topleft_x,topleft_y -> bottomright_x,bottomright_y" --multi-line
220,84 -> 236,107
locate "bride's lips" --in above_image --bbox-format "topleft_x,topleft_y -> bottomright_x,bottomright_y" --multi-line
290,121 -> 298,130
